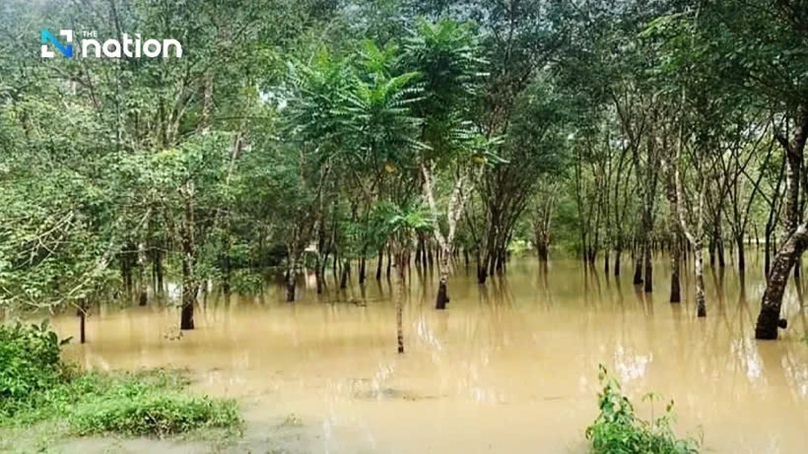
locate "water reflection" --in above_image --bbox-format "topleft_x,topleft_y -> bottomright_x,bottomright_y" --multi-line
35,250 -> 808,454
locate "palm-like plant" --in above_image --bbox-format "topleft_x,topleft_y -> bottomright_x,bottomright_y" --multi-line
401,19 -> 488,309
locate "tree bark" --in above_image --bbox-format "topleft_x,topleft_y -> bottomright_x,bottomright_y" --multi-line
376,248 -> 383,280
436,244 -> 451,309
137,241 -> 148,306
340,259 -> 349,289
180,183 -> 197,330
643,240 -> 653,293
633,255 -> 643,285
286,250 -> 299,302
394,250 -> 407,354
756,105 -> 808,338
694,238 -> 706,317
756,226 -> 807,338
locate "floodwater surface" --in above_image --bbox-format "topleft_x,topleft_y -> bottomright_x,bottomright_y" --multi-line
46,251 -> 808,453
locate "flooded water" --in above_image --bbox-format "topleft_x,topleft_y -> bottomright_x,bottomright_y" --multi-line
46,250 -> 808,453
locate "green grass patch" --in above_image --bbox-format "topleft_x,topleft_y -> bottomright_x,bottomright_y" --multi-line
70,383 -> 239,437
0,321 -> 241,439
586,365 -> 700,454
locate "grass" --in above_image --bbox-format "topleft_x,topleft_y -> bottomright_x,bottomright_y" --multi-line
0,321 -> 241,443
586,365 -> 700,454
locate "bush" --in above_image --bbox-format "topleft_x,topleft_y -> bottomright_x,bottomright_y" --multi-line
0,321 -> 240,439
0,320 -> 70,414
586,365 -> 700,454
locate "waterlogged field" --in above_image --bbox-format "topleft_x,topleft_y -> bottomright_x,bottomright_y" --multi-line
21,252 -> 804,454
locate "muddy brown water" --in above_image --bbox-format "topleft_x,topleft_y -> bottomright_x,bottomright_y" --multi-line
42,251 -> 808,453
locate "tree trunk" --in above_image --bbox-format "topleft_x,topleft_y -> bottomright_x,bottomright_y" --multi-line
717,235 -> 726,268
537,241 -> 548,261
77,301 -> 87,344
436,244 -> 451,310
180,186 -> 197,331
315,255 -> 323,294
359,254 -> 366,284
286,250 -> 298,301
614,248 -> 621,276
138,241 -> 148,306
633,255 -> 643,285
376,248 -> 383,280
154,247 -> 163,293
222,238 -> 232,296
394,251 -> 406,354
340,259 -> 349,289
643,240 -> 653,293
756,104 -> 808,338
670,241 -> 681,304
181,281 -> 196,330
694,239 -> 706,317
756,227 -> 807,338
737,236 -> 746,277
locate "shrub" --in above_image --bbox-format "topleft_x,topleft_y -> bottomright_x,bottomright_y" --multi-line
0,321 -> 240,439
0,320 -> 71,415
586,365 -> 700,454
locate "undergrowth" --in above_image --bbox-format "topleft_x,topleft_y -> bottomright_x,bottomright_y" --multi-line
586,365 -> 700,454
0,321 -> 240,438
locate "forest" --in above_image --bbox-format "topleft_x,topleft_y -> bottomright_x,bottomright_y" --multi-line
1,0 -> 807,453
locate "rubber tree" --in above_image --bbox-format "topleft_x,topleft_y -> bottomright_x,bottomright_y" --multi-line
678,0 -> 808,337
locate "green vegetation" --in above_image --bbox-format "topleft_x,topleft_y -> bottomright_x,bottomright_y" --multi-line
0,322 -> 240,438
2,0 -> 806,340
587,366 -> 700,454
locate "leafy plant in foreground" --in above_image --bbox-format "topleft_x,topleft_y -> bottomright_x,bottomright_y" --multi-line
586,365 -> 700,454
0,322 -> 240,438
0,320 -> 72,414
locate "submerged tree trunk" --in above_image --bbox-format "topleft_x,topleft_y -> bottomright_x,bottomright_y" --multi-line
180,183 -> 197,330
340,259 -> 349,289
153,247 -> 163,293
77,300 -> 87,344
643,240 -> 653,293
386,248 -> 392,279
756,228 -> 805,338
286,250 -> 298,302
359,254 -> 366,284
436,244 -> 451,310
477,249 -> 488,284
315,255 -> 323,294
537,241 -> 549,261
669,138 -> 708,318
633,254 -> 643,285
421,162 -> 472,309
394,250 -> 407,354
137,241 -> 148,306
221,236 -> 232,295
376,248 -> 383,280
670,241 -> 681,303
665,167 -> 681,303
756,104 -> 808,338
694,239 -> 706,317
